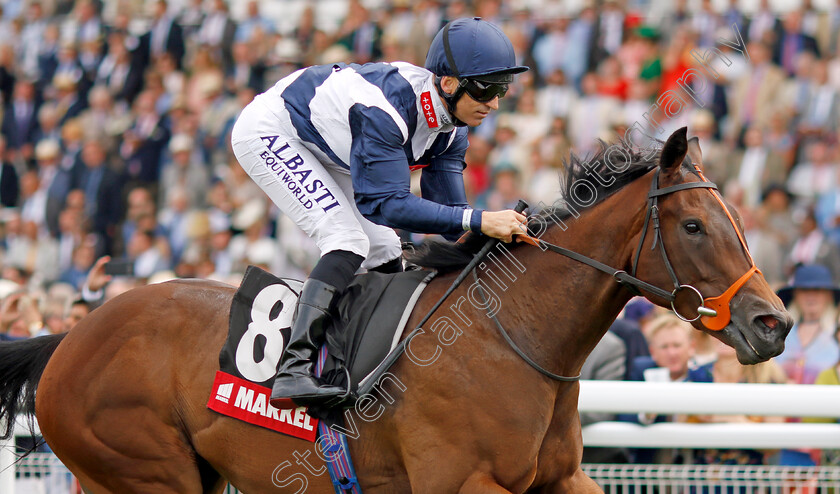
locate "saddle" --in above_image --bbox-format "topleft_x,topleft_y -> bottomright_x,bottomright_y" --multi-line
213,266 -> 433,431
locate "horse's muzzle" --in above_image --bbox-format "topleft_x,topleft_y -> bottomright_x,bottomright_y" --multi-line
724,307 -> 793,365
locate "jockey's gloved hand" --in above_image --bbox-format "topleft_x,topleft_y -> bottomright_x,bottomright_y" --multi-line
480,210 -> 527,243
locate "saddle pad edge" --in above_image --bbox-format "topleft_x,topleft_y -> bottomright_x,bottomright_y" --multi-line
356,278 -> 430,388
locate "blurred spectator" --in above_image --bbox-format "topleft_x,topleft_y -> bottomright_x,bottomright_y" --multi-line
159,134 -> 209,210
580,330 -> 629,464
55,207 -> 88,274
196,0 -> 237,72
18,2 -> 48,80
334,0 -> 382,64
60,0 -> 101,46
120,91 -> 170,186
139,0 -> 185,71
787,139 -> 838,205
629,314 -> 712,384
691,338 -> 786,466
235,0 -> 274,43
476,163 -> 524,211
32,138 -> 71,236
5,219 -> 59,284
787,210 -> 840,279
798,60 -> 839,138
774,11 -> 820,77
775,264 -> 840,385
728,41 -> 785,143
58,236 -> 96,289
2,79 -> 40,160
733,126 -> 786,208
0,135 -> 20,207
78,139 -> 121,249
568,72 -> 620,154
775,263 -> 839,466
126,227 -> 170,279
742,204 -> 786,286
33,102 -> 62,145
76,86 -> 127,152
96,33 -> 144,106
62,297 -> 90,332
226,41 -> 267,94
627,314 -> 713,464
227,199 -> 273,273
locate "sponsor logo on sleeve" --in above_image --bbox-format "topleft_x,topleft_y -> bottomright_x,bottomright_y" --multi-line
421,91 -> 438,128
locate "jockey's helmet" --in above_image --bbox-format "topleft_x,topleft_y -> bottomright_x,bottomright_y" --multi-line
425,17 -> 529,123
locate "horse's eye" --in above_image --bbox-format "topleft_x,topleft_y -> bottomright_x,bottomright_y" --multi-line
684,222 -> 701,235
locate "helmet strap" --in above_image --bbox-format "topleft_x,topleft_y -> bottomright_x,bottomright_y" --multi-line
435,76 -> 468,127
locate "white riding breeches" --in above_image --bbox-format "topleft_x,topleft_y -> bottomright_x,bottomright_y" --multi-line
231,94 -> 402,270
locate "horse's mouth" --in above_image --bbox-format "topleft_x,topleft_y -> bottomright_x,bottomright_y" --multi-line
721,312 -> 791,365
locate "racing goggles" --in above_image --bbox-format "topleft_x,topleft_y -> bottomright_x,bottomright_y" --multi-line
459,78 -> 509,103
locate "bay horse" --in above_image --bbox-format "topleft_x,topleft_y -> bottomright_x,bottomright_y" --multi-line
0,128 -> 791,493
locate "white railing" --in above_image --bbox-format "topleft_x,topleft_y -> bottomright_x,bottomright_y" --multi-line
578,381 -> 840,449
4,381 -> 840,492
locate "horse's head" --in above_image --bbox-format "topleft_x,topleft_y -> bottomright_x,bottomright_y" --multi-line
634,127 -> 792,364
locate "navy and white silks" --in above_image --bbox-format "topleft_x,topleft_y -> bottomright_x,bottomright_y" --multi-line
231,62 -> 480,269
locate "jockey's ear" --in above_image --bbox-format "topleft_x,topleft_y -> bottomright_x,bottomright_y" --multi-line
658,127 -> 688,174
686,136 -> 704,172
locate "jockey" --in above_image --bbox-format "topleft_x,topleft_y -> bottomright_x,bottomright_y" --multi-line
230,17 -> 529,408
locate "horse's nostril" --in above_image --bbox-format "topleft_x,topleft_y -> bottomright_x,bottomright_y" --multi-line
758,315 -> 778,330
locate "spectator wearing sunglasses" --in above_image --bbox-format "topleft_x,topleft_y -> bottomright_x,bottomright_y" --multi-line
231,17 -> 529,409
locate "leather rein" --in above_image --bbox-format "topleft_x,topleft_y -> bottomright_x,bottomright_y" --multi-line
474,166 -> 760,382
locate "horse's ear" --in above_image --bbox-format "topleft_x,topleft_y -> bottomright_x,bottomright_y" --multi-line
659,127 -> 688,173
687,136 -> 704,171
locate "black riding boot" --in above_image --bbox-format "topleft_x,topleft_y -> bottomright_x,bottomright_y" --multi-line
269,279 -> 346,408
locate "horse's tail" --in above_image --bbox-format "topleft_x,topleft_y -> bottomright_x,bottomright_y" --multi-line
0,334 -> 66,438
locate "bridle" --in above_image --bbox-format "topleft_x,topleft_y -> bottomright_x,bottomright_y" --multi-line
358,166 -> 763,393
517,165 -> 761,331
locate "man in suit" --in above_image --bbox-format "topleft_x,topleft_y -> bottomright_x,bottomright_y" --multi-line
78,139 -> 122,253
96,33 -> 144,106
139,0 -> 185,70
774,11 -> 820,77
728,42 -> 786,143
730,126 -> 786,207
30,139 -> 72,237
0,136 -> 19,208
196,0 -> 237,72
120,90 -> 170,186
226,41 -> 267,93
1,80 -> 40,161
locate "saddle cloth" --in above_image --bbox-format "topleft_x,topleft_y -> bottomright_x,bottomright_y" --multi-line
207,266 -> 432,440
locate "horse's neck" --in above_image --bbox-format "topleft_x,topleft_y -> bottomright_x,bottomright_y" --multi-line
491,174 -> 651,378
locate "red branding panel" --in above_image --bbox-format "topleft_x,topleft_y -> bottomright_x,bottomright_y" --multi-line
207,371 -> 318,442
420,91 -> 438,128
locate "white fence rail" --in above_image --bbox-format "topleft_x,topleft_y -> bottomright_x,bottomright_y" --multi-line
4,382 -> 840,493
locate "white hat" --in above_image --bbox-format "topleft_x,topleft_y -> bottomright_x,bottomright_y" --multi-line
169,134 -> 194,153
35,139 -> 61,160
232,199 -> 265,230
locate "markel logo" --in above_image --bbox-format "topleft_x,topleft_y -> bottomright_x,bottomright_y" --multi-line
207,371 -> 318,442
216,382 -> 234,404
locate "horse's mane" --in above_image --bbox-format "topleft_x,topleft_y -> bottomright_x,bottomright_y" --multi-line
406,140 -> 665,272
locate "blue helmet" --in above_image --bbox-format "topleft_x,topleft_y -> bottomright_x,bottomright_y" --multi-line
425,17 -> 529,81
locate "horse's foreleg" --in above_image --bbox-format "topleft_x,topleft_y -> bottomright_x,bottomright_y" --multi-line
458,473 -> 515,494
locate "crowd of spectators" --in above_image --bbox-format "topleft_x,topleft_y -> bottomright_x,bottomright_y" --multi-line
3,0 -> 840,467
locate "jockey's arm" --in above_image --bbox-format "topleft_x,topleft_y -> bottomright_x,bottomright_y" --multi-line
353,155 -> 483,241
